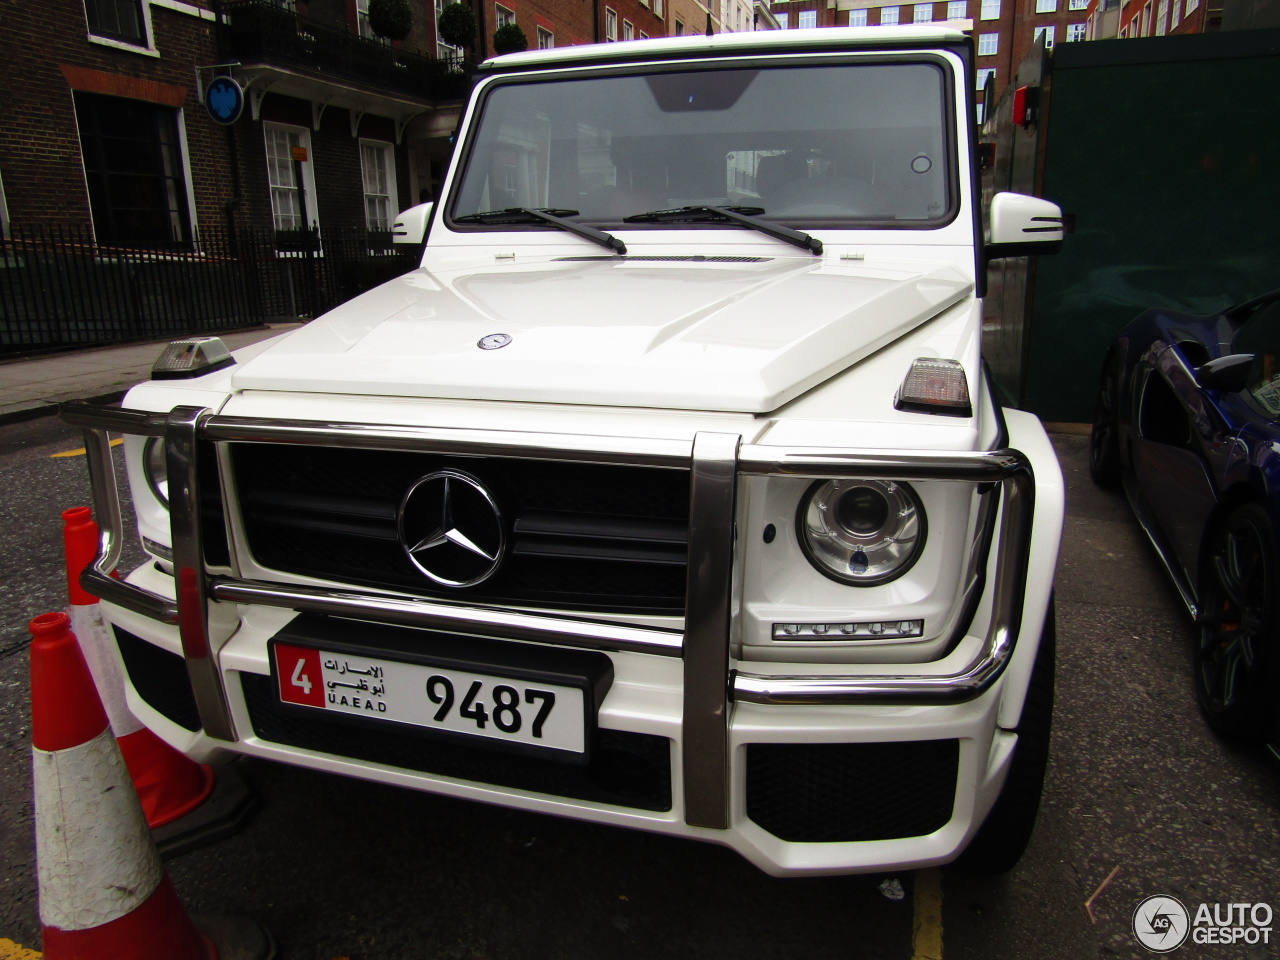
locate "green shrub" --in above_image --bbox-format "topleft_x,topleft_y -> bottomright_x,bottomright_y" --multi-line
493,22 -> 528,54
437,2 -> 477,49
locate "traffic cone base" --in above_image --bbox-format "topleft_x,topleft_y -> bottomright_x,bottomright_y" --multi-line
41,875 -> 213,960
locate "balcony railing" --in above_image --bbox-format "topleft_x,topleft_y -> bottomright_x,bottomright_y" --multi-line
221,0 -> 472,102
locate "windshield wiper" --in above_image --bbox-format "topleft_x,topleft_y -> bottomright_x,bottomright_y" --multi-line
453,208 -> 626,255
622,206 -> 822,255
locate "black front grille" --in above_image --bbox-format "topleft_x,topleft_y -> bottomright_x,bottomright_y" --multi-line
230,444 -> 690,613
746,740 -> 959,843
114,627 -> 202,732
240,672 -> 672,811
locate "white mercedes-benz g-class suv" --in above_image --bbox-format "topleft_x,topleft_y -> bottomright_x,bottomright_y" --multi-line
64,25 -> 1064,876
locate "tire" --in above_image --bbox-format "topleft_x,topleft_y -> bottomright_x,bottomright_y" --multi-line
951,598 -> 1056,875
1194,502 -> 1280,742
1089,353 -> 1121,487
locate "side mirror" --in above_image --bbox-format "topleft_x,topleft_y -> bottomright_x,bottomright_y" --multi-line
985,193 -> 1064,261
1194,353 -> 1254,393
392,202 -> 434,244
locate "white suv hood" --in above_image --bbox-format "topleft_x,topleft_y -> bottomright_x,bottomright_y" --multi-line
232,254 -> 971,413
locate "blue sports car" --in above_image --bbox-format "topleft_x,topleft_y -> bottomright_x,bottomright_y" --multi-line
1090,290 -> 1280,751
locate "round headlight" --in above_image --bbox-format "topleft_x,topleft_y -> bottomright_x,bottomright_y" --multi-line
143,437 -> 169,508
797,479 -> 925,585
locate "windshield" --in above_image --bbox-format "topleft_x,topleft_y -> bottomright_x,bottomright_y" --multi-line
451,60 -> 954,229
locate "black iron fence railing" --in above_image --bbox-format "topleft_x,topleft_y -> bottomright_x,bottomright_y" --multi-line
221,0 -> 473,102
0,225 -> 421,357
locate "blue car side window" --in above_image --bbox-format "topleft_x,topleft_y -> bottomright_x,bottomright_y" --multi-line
1233,302 -> 1280,417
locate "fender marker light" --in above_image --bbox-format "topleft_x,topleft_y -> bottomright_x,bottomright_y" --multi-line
152,337 -> 235,380
895,358 -> 972,417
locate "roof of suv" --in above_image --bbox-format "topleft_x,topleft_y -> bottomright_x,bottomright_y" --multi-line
478,25 -> 969,74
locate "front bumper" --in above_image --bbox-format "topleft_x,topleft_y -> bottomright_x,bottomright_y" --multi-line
62,399 -> 1059,875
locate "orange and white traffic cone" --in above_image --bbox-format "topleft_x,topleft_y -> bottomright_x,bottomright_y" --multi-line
30,611 -> 274,960
62,507 -> 256,854
63,507 -> 216,827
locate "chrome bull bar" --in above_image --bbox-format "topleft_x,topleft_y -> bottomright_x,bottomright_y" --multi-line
61,399 -> 1035,831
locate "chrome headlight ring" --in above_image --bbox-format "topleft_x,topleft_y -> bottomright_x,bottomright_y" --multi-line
796,478 -> 926,586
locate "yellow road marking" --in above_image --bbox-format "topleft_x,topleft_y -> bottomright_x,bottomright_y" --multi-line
912,868 -> 944,960
0,938 -> 41,958
52,438 -> 123,458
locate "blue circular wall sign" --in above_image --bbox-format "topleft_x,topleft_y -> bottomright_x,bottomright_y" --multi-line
206,77 -> 244,125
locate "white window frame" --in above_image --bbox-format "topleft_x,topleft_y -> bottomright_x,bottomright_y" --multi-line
653,0 -> 663,17
977,31 -> 998,54
1034,24 -> 1055,45
263,122 -> 319,235
359,139 -> 399,234
1156,0 -> 1168,33
639,29 -> 649,37
880,5 -> 900,23
623,18 -> 634,38
1184,0 -> 1197,13
537,26 -> 554,47
1065,21 -> 1086,38
1068,0 -> 1088,8
773,11 -> 787,26
605,6 -> 618,39
1169,0 -> 1181,25
495,3 -> 515,27
849,8 -> 868,24
976,67 -> 996,90
84,0 -> 158,54
947,0 -> 967,18
914,3 -> 932,21
1035,0 -> 1056,11
980,0 -> 999,18
798,8 -> 817,27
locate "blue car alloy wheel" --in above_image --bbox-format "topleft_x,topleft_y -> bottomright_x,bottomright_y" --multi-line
1196,503 -> 1280,742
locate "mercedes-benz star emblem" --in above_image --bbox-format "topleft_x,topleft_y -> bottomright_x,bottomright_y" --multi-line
478,333 -> 512,350
398,470 -> 506,587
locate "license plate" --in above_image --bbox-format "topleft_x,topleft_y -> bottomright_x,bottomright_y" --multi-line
273,642 -> 588,755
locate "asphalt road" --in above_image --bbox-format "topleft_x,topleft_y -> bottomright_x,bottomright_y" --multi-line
0,416 -> 1276,959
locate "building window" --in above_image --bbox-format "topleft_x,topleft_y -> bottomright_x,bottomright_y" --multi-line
639,30 -> 648,37
495,4 -> 515,27
1065,21 -> 1086,38
1184,0 -> 1197,13
1034,24 -> 1055,44
538,26 -> 553,46
773,12 -> 787,26
947,0 -> 967,17
849,8 -> 868,24
654,0 -> 663,17
264,122 -> 318,233
976,101 -> 985,123
979,0 -> 999,18
914,3 -> 932,20
605,7 -> 618,38
360,140 -> 398,233
1169,0 -> 1181,25
880,5 -> 899,23
976,66 -> 995,90
1035,0 -> 1056,10
1156,0 -> 1168,32
85,0 -> 148,45
977,31 -> 998,53
798,9 -> 817,26
74,92 -> 191,246
675,17 -> 685,33
623,18 -> 633,38
1068,0 -> 1089,7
